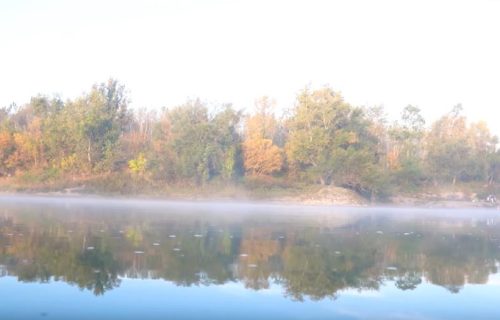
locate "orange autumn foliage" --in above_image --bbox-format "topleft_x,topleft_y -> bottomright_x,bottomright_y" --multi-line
0,131 -> 15,174
242,138 -> 283,176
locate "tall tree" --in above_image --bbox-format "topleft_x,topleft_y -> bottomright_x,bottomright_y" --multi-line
211,105 -> 243,181
155,100 -> 242,184
388,105 -> 426,188
488,150 -> 500,185
426,105 -> 497,185
0,130 -> 14,176
243,97 -> 283,176
79,79 -> 131,172
426,105 -> 469,185
285,87 -> 379,193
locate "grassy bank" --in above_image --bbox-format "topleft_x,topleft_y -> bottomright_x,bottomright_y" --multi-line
0,172 -> 498,208
0,173 -> 317,201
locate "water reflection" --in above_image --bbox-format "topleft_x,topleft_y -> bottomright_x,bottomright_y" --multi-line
0,198 -> 499,300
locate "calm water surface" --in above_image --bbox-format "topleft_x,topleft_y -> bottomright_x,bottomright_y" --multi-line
1,196 -> 500,319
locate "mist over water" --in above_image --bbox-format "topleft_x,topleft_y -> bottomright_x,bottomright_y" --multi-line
1,196 -> 500,319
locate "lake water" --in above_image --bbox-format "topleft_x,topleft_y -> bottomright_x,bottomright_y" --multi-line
0,196 -> 499,319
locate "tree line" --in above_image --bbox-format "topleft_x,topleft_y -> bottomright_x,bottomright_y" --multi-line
0,79 -> 499,198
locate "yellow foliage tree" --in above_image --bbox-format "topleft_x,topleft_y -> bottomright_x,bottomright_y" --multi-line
0,131 -> 14,175
7,133 -> 39,171
7,117 -> 43,171
128,153 -> 147,175
242,96 -> 283,176
243,138 -> 283,176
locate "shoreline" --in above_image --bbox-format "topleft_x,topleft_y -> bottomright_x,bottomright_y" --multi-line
0,190 -> 498,210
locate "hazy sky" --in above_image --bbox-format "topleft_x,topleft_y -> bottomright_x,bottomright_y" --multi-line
1,0 -> 499,134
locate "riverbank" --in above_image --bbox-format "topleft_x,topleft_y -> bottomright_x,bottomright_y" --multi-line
0,177 -> 497,209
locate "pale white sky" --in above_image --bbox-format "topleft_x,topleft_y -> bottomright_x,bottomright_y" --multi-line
1,0 -> 499,134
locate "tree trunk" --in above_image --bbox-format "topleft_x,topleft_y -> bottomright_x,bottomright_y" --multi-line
319,176 -> 326,185
87,139 -> 92,167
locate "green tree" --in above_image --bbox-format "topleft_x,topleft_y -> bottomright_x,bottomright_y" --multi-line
388,105 -> 426,188
285,87 -> 380,194
156,100 -> 242,184
426,105 -> 497,185
78,79 -> 131,172
426,105 -> 470,185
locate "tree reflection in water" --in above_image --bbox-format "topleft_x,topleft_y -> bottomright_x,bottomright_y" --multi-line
0,202 -> 499,299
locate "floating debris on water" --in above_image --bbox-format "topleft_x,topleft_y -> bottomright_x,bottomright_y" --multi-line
152,242 -> 160,246
86,246 -> 95,250
334,251 -> 341,255
240,254 -> 248,257
173,248 -> 181,252
248,264 -> 257,268
169,235 -> 176,238
193,234 -> 203,238
376,231 -> 384,235
134,250 -> 144,254
386,266 -> 398,271
279,235 -> 285,239
119,230 -> 124,234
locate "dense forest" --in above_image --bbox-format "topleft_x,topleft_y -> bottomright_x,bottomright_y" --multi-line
0,79 -> 499,200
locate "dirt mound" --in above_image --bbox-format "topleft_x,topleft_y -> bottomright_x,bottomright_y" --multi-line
280,186 -> 367,206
